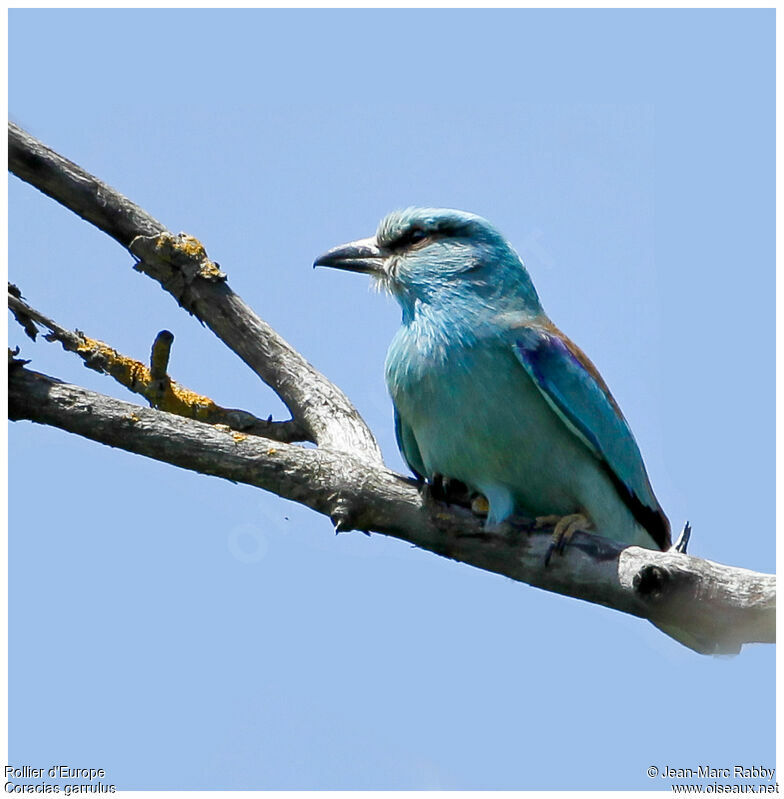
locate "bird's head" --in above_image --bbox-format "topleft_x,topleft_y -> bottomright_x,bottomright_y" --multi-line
314,208 -> 542,321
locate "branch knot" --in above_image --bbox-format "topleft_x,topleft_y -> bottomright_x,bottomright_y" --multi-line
633,564 -> 670,600
130,232 -> 226,313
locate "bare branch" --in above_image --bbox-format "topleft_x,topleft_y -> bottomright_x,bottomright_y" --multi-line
9,122 -> 775,656
9,364 -> 774,656
8,288 -> 309,444
8,122 -> 381,459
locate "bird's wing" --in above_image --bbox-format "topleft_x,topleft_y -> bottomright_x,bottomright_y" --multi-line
394,407 -> 427,482
508,319 -> 670,549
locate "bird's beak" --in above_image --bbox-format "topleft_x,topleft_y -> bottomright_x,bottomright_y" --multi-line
313,236 -> 386,275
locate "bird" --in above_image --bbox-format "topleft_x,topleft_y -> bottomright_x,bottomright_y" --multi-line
314,207 -> 671,559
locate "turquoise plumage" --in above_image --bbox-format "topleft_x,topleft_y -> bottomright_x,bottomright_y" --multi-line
315,208 -> 670,554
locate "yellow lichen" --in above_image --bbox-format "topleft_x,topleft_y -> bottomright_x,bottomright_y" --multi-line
149,232 -> 224,280
74,335 -> 222,421
232,432 -> 248,443
76,335 -> 151,387
197,260 -> 225,280
73,331 -> 254,434
161,383 -> 219,420
175,234 -> 207,258
152,233 -> 174,254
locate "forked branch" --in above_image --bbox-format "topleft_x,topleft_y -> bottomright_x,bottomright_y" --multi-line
8,122 -> 380,458
8,286 -> 308,443
8,122 -> 775,655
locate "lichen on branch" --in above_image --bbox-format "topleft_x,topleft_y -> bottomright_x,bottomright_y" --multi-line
8,287 -> 309,443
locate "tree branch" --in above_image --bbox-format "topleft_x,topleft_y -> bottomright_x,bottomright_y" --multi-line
8,122 -> 775,656
8,122 -> 381,459
9,364 -> 774,656
8,286 -> 309,444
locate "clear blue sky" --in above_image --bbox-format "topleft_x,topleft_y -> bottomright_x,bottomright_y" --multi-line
8,9 -> 774,791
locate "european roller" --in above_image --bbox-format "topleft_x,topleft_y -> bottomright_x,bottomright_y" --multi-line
315,208 -> 671,558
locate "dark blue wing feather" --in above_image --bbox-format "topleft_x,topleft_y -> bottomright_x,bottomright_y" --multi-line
394,407 -> 426,482
511,324 -> 670,549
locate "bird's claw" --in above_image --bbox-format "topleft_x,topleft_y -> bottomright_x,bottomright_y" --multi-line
672,521 -> 692,554
422,474 -> 472,509
543,513 -> 592,566
534,514 -> 563,530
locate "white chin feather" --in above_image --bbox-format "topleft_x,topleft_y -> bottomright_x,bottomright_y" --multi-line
370,271 -> 394,295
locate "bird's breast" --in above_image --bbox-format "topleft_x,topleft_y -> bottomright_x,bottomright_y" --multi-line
384,324 -> 637,528
384,313 -> 481,392
385,329 -> 564,487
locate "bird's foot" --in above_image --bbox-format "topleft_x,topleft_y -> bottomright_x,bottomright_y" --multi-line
470,494 -> 490,516
422,474 -> 472,509
542,513 -> 592,566
534,514 -> 563,529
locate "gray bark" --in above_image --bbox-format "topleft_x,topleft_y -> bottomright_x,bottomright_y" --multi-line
8,122 -> 775,655
8,122 -> 381,458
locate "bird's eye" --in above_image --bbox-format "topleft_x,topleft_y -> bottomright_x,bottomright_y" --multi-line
402,227 -> 428,247
388,226 -> 429,251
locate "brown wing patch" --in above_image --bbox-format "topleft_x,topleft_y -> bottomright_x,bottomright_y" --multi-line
535,318 -> 625,419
